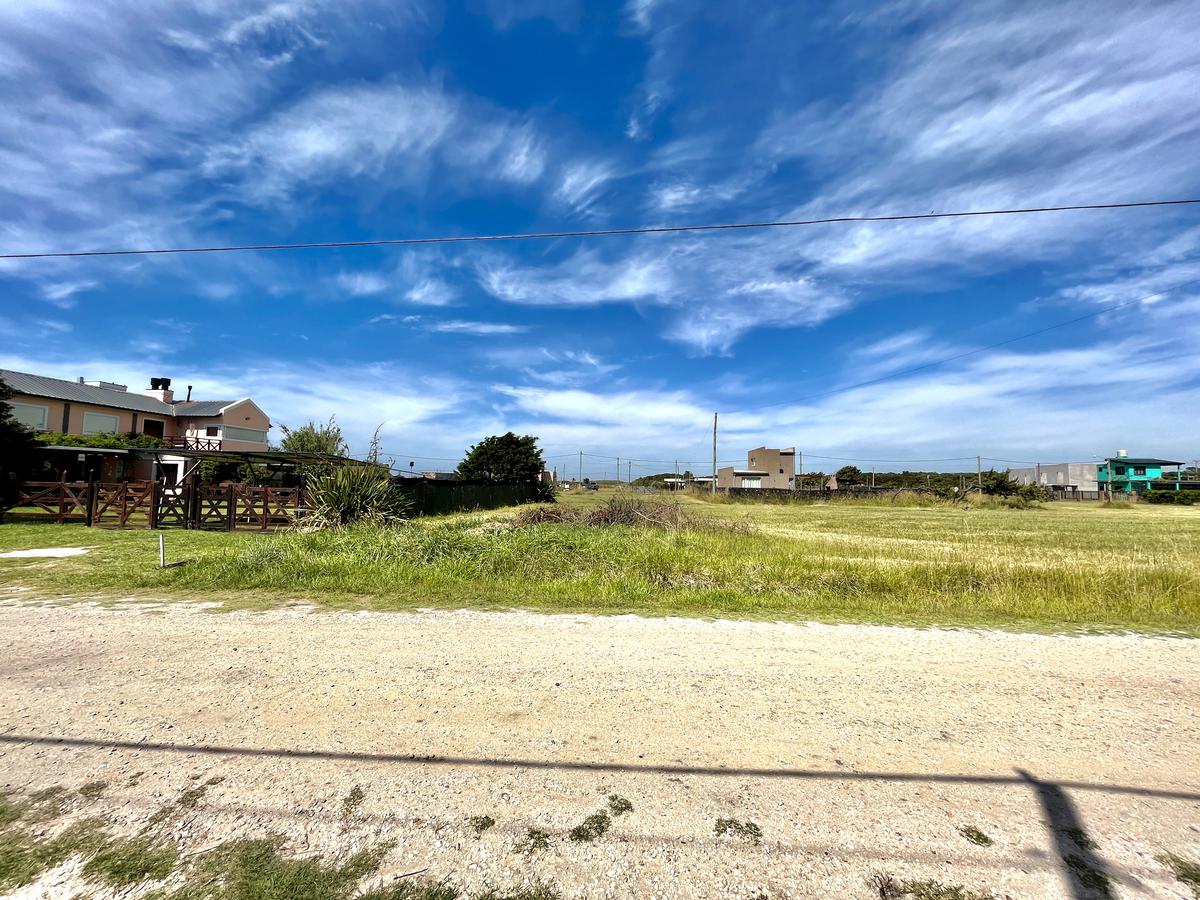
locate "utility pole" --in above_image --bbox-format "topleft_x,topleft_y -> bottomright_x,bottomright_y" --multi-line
976,455 -> 983,489
711,413 -> 718,496
616,455 -> 620,484
627,460 -> 631,482
870,466 -> 875,489
579,450 -> 583,484
798,450 -> 803,491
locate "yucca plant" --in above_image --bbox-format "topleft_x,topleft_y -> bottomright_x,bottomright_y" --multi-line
303,466 -> 413,528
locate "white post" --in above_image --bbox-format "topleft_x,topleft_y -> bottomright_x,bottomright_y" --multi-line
158,533 -> 165,568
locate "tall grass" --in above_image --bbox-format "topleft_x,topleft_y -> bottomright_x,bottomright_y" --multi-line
1,501 -> 1198,630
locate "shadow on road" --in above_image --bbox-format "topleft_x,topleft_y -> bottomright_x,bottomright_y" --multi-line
2,732 -> 1189,897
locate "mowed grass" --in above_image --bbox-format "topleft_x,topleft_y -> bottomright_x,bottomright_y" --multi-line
1,489 -> 1198,631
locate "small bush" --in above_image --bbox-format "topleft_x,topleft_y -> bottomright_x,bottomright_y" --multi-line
512,497 -> 747,532
304,467 -> 414,528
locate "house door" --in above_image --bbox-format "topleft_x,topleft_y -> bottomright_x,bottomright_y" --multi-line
143,419 -> 165,439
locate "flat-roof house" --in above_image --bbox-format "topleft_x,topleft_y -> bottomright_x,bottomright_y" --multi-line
717,446 -> 795,489
3,369 -> 272,482
1096,453 -> 1185,494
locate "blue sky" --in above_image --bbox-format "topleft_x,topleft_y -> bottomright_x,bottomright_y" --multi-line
2,0 -> 1199,477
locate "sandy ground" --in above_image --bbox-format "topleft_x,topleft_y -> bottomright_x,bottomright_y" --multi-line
0,600 -> 1198,899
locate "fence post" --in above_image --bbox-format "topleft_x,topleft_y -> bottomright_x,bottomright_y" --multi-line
226,484 -> 236,531
150,482 -> 160,530
85,479 -> 96,527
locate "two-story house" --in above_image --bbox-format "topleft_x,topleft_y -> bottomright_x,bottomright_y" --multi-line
717,446 -> 796,489
1096,452 -> 1185,494
3,368 -> 272,481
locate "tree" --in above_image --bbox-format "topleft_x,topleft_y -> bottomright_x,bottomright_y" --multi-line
834,465 -> 863,485
277,417 -> 348,457
0,377 -> 41,520
457,432 -> 545,483
979,469 -> 1018,496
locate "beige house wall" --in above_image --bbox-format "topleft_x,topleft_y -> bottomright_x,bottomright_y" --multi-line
11,393 -> 270,450
745,447 -> 796,489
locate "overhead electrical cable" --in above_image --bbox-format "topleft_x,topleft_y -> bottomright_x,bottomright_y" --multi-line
3,198 -> 1198,259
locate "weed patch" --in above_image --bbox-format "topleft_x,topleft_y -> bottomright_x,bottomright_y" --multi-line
79,780 -> 108,800
466,815 -> 495,836
568,812 -> 611,842
1160,852 -> 1200,898
872,874 -> 993,900
341,785 -> 366,817
1058,827 -> 1098,851
513,829 -> 552,853
83,835 -> 178,887
714,818 -> 762,845
0,818 -> 120,892
957,825 -> 993,847
1062,854 -> 1113,898
169,835 -> 390,900
606,795 -> 633,816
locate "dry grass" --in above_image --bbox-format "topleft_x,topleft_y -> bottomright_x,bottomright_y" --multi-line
1,491 -> 1198,631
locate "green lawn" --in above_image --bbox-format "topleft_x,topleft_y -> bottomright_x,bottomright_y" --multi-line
2,492 -> 1198,632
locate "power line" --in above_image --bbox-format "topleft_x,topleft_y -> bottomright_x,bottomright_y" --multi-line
4,199 -> 1198,260
724,275 -> 1200,415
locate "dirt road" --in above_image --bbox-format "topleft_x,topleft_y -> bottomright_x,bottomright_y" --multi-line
1,601 -> 1198,898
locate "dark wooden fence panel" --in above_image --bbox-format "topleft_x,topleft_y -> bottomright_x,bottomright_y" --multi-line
7,481 -> 91,523
392,479 -> 540,515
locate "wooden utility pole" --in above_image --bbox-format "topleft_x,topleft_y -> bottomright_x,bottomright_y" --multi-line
579,450 -> 583,484
798,450 -> 803,491
976,455 -> 983,488
711,413 -> 718,496
616,456 -> 620,483
627,460 -> 631,482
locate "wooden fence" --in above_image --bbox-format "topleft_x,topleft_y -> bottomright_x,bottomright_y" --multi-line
393,479 -> 543,515
5,482 -> 303,530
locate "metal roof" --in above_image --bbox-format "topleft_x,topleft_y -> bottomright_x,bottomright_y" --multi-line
1,368 -> 235,417
1103,457 -> 1184,466
174,400 -> 234,416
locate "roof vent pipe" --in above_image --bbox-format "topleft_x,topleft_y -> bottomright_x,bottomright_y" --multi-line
186,385 -> 193,402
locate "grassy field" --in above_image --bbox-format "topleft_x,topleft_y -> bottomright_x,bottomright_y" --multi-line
2,488 -> 1199,631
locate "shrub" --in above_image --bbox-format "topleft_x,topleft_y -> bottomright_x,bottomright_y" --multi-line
511,497 -> 747,532
303,466 -> 413,528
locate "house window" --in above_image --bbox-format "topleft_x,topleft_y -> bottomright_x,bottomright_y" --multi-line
1133,466 -> 1146,476
11,402 -> 48,431
1115,467 -> 1126,476
82,411 -> 120,434
205,425 -> 219,437
779,468 -> 784,474
222,425 -> 268,443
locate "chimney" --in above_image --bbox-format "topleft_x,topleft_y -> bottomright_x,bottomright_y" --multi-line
186,384 -> 193,402
141,376 -> 174,404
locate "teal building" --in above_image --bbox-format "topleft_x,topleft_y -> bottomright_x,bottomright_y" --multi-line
1096,455 -> 1184,494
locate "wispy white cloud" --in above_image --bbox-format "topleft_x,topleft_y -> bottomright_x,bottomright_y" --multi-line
205,81 -> 548,204
554,160 -> 615,214
336,271 -> 391,297
428,319 -> 527,335
479,248 -> 672,306
368,314 -> 526,335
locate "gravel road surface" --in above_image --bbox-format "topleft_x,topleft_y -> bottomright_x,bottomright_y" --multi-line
1,601 -> 1197,898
